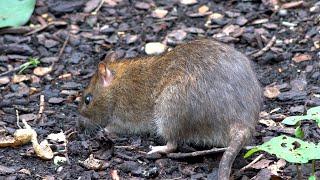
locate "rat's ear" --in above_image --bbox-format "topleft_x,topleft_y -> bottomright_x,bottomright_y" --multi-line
98,62 -> 113,87
103,51 -> 117,63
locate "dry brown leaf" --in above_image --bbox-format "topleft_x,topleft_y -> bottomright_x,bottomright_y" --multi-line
267,159 -> 286,175
32,139 -> 54,160
12,129 -> 34,147
80,154 -> 104,170
0,128 -> 34,148
251,159 -> 273,169
264,86 -> 280,99
0,136 -> 15,147
0,120 -> 54,160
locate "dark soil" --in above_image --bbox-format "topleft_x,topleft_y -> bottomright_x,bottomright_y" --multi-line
1,0 -> 320,179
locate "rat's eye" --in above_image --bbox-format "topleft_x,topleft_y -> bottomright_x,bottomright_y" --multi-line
84,93 -> 93,105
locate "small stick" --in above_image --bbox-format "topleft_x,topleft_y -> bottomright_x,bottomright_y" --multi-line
36,95 -> 45,123
0,26 -> 33,35
25,21 -> 67,36
16,110 -> 21,129
92,0 -> 105,15
251,35 -> 276,58
58,33 -> 70,60
0,66 -> 22,77
36,16 -> 48,27
114,145 -> 137,150
238,154 -> 264,172
167,147 -> 227,159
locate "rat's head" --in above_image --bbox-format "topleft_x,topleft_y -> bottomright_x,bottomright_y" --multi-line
79,52 -> 117,126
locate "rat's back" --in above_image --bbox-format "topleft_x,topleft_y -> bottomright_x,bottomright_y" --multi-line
154,39 -> 262,147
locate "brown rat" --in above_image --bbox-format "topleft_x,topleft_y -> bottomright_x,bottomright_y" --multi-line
79,39 -> 262,179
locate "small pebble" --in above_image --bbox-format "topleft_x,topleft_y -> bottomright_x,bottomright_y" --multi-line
145,42 -> 167,55
278,9 -> 288,16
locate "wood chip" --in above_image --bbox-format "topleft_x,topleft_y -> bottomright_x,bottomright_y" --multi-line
251,159 -> 273,169
12,75 -> 30,83
251,18 -> 269,25
48,97 -> 65,104
152,9 -> 168,19
0,76 -> 10,85
33,66 -> 53,76
20,114 -> 37,121
292,54 -> 312,63
264,86 -> 280,99
281,1 -> 303,9
180,0 -> 197,5
198,5 -> 209,14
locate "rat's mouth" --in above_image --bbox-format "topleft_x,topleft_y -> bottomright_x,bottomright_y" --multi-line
78,115 -> 104,134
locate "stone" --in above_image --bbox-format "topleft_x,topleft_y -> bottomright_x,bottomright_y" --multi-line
145,42 -> 167,55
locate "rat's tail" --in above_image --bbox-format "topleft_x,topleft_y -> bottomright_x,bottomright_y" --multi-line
217,127 -> 250,180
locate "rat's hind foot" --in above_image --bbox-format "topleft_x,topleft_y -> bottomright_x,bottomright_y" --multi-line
147,142 -> 177,154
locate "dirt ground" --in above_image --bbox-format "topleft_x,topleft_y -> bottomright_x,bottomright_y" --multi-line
0,0 -> 320,179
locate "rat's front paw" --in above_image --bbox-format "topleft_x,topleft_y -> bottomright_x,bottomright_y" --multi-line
147,142 -> 177,154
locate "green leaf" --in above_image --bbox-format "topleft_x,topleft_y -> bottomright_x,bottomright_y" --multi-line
294,126 -> 304,138
306,106 -> 320,126
0,0 -> 36,28
18,58 -> 40,74
307,106 -> 320,116
308,175 -> 316,180
316,119 -> 320,127
244,147 -> 261,158
248,135 -> 320,163
282,115 -> 311,125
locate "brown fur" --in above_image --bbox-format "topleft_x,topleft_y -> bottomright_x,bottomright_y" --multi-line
79,39 -> 262,179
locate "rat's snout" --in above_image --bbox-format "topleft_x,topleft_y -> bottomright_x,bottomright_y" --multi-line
78,104 -> 88,118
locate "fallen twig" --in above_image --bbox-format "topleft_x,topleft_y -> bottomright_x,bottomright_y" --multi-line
251,35 -> 276,58
16,110 -> 21,129
0,26 -> 34,35
238,154 -> 264,172
167,147 -> 227,159
92,0 -> 105,15
24,21 -> 67,36
0,66 -> 21,77
58,33 -> 70,60
114,145 -> 137,151
36,95 -> 45,123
